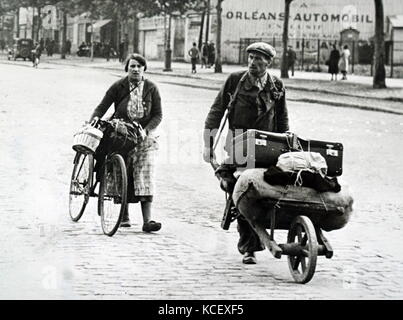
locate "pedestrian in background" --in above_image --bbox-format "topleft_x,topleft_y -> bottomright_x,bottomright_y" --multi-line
207,41 -> 216,68
49,39 -> 55,56
104,41 -> 111,62
201,42 -> 208,68
203,42 -> 289,265
45,38 -> 51,56
328,44 -> 340,81
339,45 -> 350,80
119,41 -> 125,62
39,38 -> 44,53
65,39 -> 71,55
188,42 -> 199,74
90,53 -> 163,232
286,45 -> 297,77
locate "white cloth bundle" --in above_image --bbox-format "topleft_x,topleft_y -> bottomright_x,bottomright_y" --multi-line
277,151 -> 328,178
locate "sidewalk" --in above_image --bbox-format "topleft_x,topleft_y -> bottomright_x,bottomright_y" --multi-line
2,53 -> 403,114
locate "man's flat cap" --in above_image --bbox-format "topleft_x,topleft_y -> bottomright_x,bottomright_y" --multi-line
246,42 -> 276,59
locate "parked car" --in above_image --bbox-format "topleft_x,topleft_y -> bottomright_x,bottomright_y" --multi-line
12,38 -> 34,61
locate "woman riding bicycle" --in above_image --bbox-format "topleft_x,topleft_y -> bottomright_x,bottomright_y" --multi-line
90,53 -> 162,232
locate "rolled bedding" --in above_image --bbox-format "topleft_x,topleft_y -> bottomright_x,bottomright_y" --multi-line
232,169 -> 353,231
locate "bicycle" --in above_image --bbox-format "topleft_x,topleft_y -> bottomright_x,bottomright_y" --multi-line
69,120 -> 128,236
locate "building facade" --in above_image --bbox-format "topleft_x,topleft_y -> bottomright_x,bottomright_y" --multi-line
217,0 -> 403,63
4,1 -> 402,64
164,0 -> 403,64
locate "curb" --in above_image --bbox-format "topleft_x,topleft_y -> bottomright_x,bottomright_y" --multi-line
40,60 -> 403,102
2,59 -> 402,115
291,98 -> 403,115
147,71 -> 403,104
285,84 -> 403,103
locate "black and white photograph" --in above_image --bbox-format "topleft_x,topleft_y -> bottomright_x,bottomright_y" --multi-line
0,0 -> 402,307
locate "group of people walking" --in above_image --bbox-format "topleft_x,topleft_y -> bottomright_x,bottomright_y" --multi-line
286,43 -> 351,80
187,41 -> 216,73
327,44 -> 351,81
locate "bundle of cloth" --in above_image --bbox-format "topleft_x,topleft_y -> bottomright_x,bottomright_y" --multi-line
231,152 -> 353,232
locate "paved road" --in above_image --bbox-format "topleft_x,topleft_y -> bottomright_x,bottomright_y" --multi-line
0,61 -> 402,299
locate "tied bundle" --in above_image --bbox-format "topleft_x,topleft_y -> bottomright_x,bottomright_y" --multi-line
100,119 -> 142,156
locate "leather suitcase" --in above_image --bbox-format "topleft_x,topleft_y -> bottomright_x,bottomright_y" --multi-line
230,130 -> 343,176
297,136 -> 343,176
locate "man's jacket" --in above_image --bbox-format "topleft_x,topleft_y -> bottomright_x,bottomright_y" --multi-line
204,70 -> 289,149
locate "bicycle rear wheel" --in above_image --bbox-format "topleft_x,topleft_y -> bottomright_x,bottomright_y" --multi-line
98,153 -> 127,236
69,152 -> 93,222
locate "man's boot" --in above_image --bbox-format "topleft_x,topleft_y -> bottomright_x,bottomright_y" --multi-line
242,252 -> 257,264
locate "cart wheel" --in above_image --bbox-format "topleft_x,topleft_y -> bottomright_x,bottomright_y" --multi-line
98,154 -> 127,237
287,215 -> 318,284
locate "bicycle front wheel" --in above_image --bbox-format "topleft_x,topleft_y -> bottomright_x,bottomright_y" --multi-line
69,152 -> 93,222
98,154 -> 127,236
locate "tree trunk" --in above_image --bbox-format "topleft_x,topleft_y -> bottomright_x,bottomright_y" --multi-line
116,10 -> 120,53
373,0 -> 386,88
123,19 -> 128,59
36,7 -> 41,42
281,0 -> 293,79
90,19 -> 94,61
61,11 -> 67,59
167,14 -> 172,51
198,8 -> 205,51
132,14 -> 139,53
214,0 -> 223,73
15,8 -> 20,39
31,7 -> 35,40
205,0 -> 210,44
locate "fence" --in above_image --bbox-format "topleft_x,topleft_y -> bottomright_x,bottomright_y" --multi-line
238,37 -> 403,78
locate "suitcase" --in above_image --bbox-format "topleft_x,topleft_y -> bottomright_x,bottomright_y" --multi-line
230,130 -> 343,176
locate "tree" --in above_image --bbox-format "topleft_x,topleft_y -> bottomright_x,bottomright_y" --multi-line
204,0 -> 210,44
90,0 -> 141,58
141,0 -> 199,71
0,0 -> 20,36
373,0 -> 386,88
214,0 -> 223,73
280,0 -> 293,79
187,0 -> 207,52
17,0 -> 58,42
52,0 -> 93,60
0,0 -> 32,39
197,2 -> 206,51
54,1 -> 77,59
0,0 -> 17,16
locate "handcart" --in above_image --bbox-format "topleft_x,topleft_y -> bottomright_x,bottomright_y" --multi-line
230,169 -> 353,284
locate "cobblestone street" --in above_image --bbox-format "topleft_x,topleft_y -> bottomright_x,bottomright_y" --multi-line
0,61 -> 402,299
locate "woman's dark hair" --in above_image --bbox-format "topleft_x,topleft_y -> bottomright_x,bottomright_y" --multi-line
125,53 -> 147,72
343,45 -> 348,49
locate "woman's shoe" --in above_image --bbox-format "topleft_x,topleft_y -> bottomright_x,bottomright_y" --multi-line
120,218 -> 131,228
142,220 -> 161,232
120,209 -> 131,227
